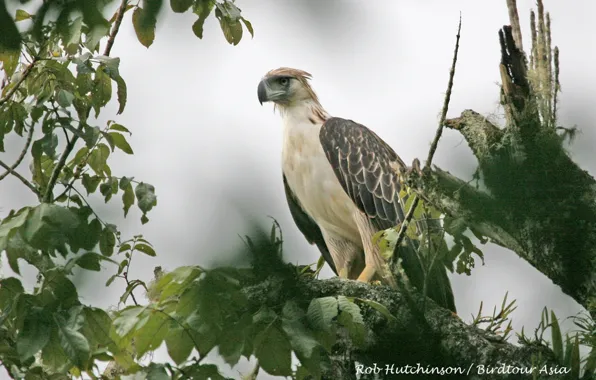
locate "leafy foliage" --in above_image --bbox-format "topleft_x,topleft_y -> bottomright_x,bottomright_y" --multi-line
0,0 -> 252,378
1,0 -> 594,379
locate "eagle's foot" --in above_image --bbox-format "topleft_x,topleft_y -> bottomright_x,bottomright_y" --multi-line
338,267 -> 350,279
356,265 -> 377,283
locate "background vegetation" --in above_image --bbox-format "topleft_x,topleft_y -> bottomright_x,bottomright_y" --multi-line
0,0 -> 594,379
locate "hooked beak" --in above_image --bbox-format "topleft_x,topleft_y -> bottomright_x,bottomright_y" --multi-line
257,79 -> 269,105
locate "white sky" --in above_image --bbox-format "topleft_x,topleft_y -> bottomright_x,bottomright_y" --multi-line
1,0 -> 596,378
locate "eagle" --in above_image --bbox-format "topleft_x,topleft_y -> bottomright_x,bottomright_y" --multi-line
258,67 -> 455,312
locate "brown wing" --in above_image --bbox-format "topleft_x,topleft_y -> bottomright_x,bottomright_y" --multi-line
319,117 -> 408,231
283,174 -> 337,275
319,117 -> 456,312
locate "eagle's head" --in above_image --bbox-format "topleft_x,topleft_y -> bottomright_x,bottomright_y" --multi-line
257,67 -> 320,107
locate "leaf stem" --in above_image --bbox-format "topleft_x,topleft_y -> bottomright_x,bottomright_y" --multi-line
391,15 -> 462,268
0,121 -> 35,182
0,57 -> 38,106
104,0 -> 130,56
43,124 -> 83,203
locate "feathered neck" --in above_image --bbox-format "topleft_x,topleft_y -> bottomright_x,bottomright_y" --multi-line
276,99 -> 330,126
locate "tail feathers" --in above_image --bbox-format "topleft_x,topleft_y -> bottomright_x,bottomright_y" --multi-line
397,244 -> 457,313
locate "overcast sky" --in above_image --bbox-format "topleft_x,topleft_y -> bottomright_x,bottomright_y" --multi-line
1,0 -> 596,378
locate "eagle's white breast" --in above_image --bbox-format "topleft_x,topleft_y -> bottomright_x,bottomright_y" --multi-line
280,105 -> 361,244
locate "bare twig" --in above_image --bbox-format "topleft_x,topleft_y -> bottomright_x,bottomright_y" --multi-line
391,16 -> 462,266
104,0 -> 130,56
43,125 -> 83,202
0,123 -> 35,181
0,160 -> 39,196
44,0 -> 128,203
506,0 -> 523,51
0,58 -> 38,106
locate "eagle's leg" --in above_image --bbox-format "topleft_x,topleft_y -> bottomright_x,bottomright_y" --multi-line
354,212 -> 398,288
322,231 -> 364,280
356,265 -> 377,283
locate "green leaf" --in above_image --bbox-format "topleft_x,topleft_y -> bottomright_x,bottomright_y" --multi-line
91,67 -> 112,116
119,176 -> 133,189
99,226 -> 116,256
132,6 -> 156,48
119,279 -> 146,304
135,242 -> 156,256
15,9 -> 32,21
44,270 -> 80,308
75,252 -> 102,271
81,307 -> 113,349
106,274 -> 118,287
100,176 -> 119,202
218,314 -> 250,366
0,277 -> 24,309
166,325 -> 195,365
338,296 -> 364,322
217,15 -> 242,45
65,17 -> 83,55
215,1 -> 244,45
109,123 -> 131,134
108,132 -> 134,154
17,308 -> 52,361
4,233 -> 37,275
82,174 -> 102,194
56,90 -> 74,108
85,25 -> 110,52
55,315 -> 91,369
147,363 -> 170,380
254,325 -> 292,376
135,182 -> 157,214
0,50 -> 19,77
170,0 -> 193,13
122,183 -> 135,217
550,310 -> 563,362
191,0 -> 215,38
281,318 -> 319,361
88,143 -> 110,175
82,125 -> 101,148
0,207 -> 31,254
307,297 -> 338,332
240,17 -> 253,37
114,74 -> 127,114
41,329 -> 71,374
337,311 -> 365,347
20,203 -> 79,250
356,297 -> 397,322
0,2 -> 21,50
570,335 -> 580,379
134,310 -> 169,357
157,266 -> 203,299
112,306 -> 146,338
185,364 -> 228,380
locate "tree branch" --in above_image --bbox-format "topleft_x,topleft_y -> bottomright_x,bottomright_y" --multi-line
391,16 -> 462,267
0,122 -> 35,182
104,0 -> 129,56
43,0 -> 129,204
0,57 -> 38,106
244,276 -> 561,380
0,160 -> 39,197
444,109 -> 504,161
411,3 -> 596,315
42,125 -> 83,203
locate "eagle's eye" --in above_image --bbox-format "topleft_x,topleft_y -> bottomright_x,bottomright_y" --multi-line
279,77 -> 290,86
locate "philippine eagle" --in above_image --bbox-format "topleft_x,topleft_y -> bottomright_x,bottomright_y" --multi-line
258,67 -> 455,312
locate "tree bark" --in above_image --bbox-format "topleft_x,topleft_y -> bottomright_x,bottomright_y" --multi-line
244,277 -> 561,380
408,2 -> 596,316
